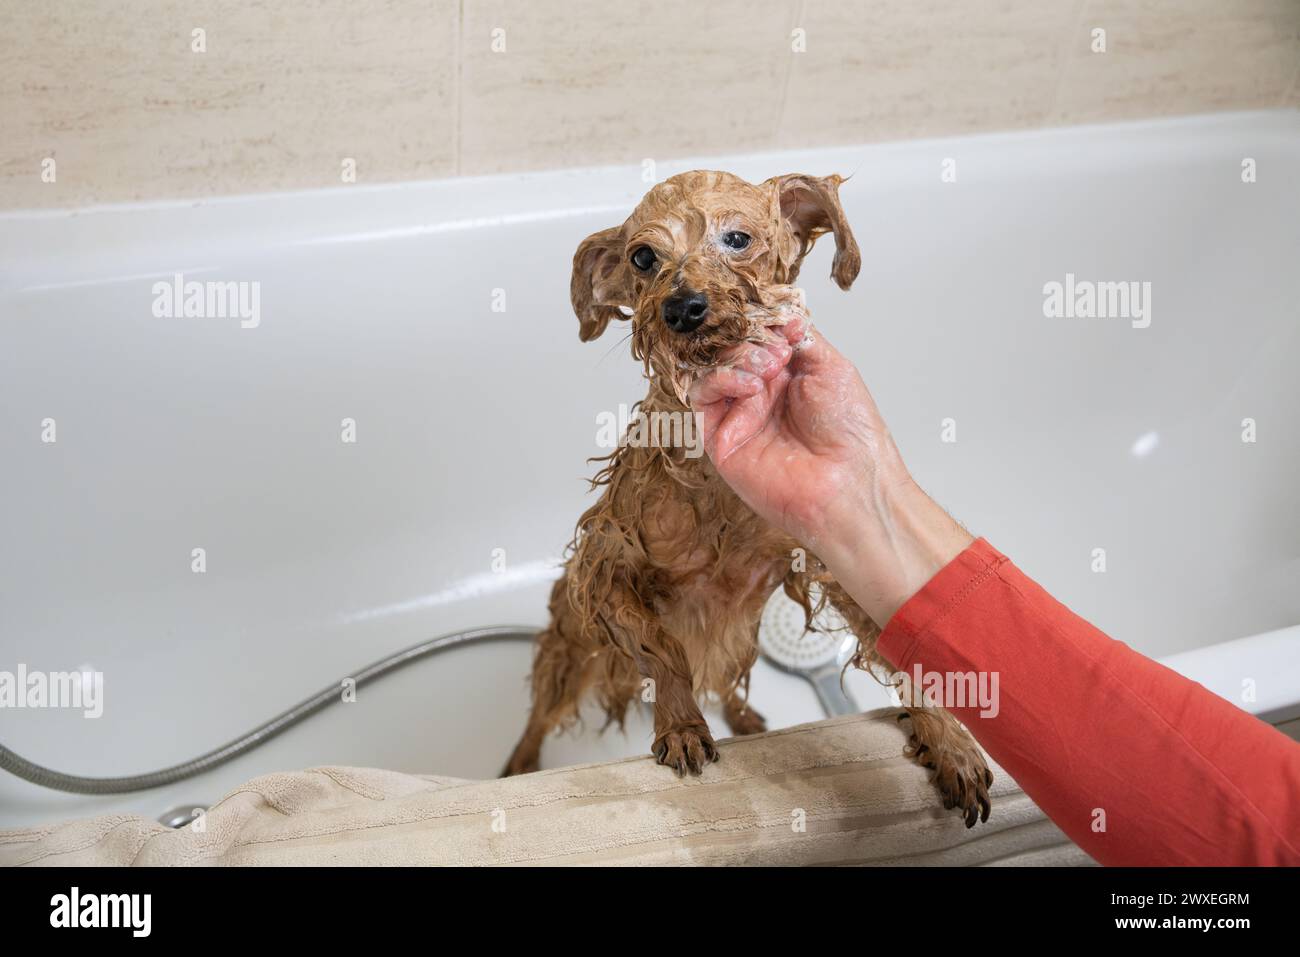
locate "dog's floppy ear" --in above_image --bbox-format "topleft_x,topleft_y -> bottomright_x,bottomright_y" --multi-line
572,225 -> 632,341
765,173 -> 860,290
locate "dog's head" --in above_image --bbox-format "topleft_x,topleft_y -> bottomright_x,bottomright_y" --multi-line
571,170 -> 859,400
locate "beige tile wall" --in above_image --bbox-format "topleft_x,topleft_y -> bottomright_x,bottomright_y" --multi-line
2,0 -> 1297,210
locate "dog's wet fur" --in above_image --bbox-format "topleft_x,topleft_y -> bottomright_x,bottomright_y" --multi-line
504,171 -> 991,827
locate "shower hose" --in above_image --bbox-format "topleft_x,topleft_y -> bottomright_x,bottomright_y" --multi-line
0,626 -> 537,796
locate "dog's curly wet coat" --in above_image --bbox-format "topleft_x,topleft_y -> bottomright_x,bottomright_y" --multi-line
504,170 -> 991,827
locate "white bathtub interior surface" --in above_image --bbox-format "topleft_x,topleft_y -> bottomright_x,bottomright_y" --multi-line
1,111 -> 1297,829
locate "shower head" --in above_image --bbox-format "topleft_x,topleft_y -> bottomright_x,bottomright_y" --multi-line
757,589 -> 859,717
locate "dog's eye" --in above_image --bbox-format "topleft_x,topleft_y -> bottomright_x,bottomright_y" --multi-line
722,231 -> 751,251
630,246 -> 657,272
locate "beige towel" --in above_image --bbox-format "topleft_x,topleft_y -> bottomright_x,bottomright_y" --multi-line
0,710 -> 1092,866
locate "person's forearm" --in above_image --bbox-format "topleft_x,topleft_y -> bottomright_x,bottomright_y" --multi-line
815,472 -> 972,625
860,534 -> 1300,865
697,319 -> 1300,862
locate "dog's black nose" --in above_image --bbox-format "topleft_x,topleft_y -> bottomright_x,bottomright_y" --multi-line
661,290 -> 709,334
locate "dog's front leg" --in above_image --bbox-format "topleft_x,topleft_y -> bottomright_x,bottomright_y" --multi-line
643,636 -> 717,776
598,593 -> 716,777
821,579 -> 993,827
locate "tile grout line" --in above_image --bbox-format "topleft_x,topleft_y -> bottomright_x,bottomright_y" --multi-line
454,0 -> 464,177
1284,30 -> 1300,107
773,0 -> 807,145
1045,0 -> 1091,128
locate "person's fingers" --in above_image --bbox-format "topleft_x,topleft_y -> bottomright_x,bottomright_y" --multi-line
688,366 -> 763,408
709,368 -> 788,463
715,339 -> 792,379
689,366 -> 769,453
776,311 -> 808,347
692,302 -> 816,465
692,333 -> 795,448
787,323 -> 841,376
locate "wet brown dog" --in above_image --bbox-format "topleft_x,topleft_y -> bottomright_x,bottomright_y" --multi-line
504,170 -> 992,827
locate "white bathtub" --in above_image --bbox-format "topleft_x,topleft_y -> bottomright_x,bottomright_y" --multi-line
2,110 -> 1298,830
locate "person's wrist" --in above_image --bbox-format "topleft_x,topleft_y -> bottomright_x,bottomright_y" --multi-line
815,470 -> 973,625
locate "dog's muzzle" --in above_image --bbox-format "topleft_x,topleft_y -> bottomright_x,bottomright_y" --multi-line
661,289 -> 709,334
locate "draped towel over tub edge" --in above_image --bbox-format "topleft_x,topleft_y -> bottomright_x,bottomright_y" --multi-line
0,710 -> 1092,867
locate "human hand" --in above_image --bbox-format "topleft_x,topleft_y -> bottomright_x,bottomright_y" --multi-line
688,296 -> 971,622
688,296 -> 907,549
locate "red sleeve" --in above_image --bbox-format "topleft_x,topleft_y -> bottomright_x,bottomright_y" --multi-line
877,538 -> 1300,866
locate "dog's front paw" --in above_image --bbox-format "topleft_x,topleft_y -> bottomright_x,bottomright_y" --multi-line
905,726 -> 993,828
652,726 -> 718,777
